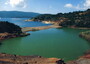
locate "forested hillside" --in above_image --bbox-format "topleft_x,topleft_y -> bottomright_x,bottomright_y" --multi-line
32,9 -> 90,28
0,21 -> 22,34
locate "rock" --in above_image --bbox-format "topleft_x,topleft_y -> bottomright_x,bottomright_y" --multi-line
0,53 -> 64,64
0,32 -> 30,40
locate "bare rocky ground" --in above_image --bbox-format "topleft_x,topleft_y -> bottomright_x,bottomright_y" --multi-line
0,53 -> 65,64
0,52 -> 90,64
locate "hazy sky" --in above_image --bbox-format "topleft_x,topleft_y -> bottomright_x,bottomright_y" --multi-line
0,0 -> 90,14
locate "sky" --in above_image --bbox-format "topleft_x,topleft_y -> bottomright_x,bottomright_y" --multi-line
0,0 -> 90,14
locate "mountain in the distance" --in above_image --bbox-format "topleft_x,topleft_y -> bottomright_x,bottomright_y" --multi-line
0,11 -> 40,18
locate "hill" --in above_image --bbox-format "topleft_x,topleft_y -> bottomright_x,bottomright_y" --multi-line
0,11 -> 40,18
0,21 -> 22,33
31,9 -> 90,28
0,21 -> 30,40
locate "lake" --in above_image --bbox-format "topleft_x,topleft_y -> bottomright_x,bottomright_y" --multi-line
0,18 -> 90,61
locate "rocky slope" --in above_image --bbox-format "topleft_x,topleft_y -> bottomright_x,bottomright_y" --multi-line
67,54 -> 90,64
79,31 -> 90,42
0,53 -> 65,64
0,52 -> 90,64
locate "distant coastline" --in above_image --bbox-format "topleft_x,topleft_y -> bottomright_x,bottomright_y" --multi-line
27,9 -> 90,29
25,20 -> 90,30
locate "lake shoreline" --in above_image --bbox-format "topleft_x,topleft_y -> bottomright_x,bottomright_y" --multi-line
0,32 -> 30,41
0,51 -> 90,64
0,24 -> 89,41
25,20 -> 90,30
22,25 -> 62,32
0,20 -> 90,64
0,24 -> 61,41
79,31 -> 90,42
0,53 -> 66,64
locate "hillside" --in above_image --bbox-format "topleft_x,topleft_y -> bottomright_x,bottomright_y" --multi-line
0,11 -> 40,18
0,21 -> 29,40
0,21 -> 22,33
31,9 -> 90,28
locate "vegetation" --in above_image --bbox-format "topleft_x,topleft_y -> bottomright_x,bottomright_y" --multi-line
0,21 -> 30,40
0,21 -> 22,34
31,9 -> 90,28
79,31 -> 90,41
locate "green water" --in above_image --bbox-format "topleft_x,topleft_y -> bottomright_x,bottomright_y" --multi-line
0,28 -> 90,61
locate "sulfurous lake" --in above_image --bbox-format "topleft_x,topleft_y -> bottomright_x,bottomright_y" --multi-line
0,18 -> 90,61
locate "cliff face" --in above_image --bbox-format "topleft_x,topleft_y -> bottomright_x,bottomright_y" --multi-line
0,53 -> 65,64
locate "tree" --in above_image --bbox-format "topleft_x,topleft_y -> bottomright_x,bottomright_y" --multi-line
0,21 -> 22,34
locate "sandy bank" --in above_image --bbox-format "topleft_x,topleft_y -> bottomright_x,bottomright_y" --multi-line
22,25 -> 62,32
